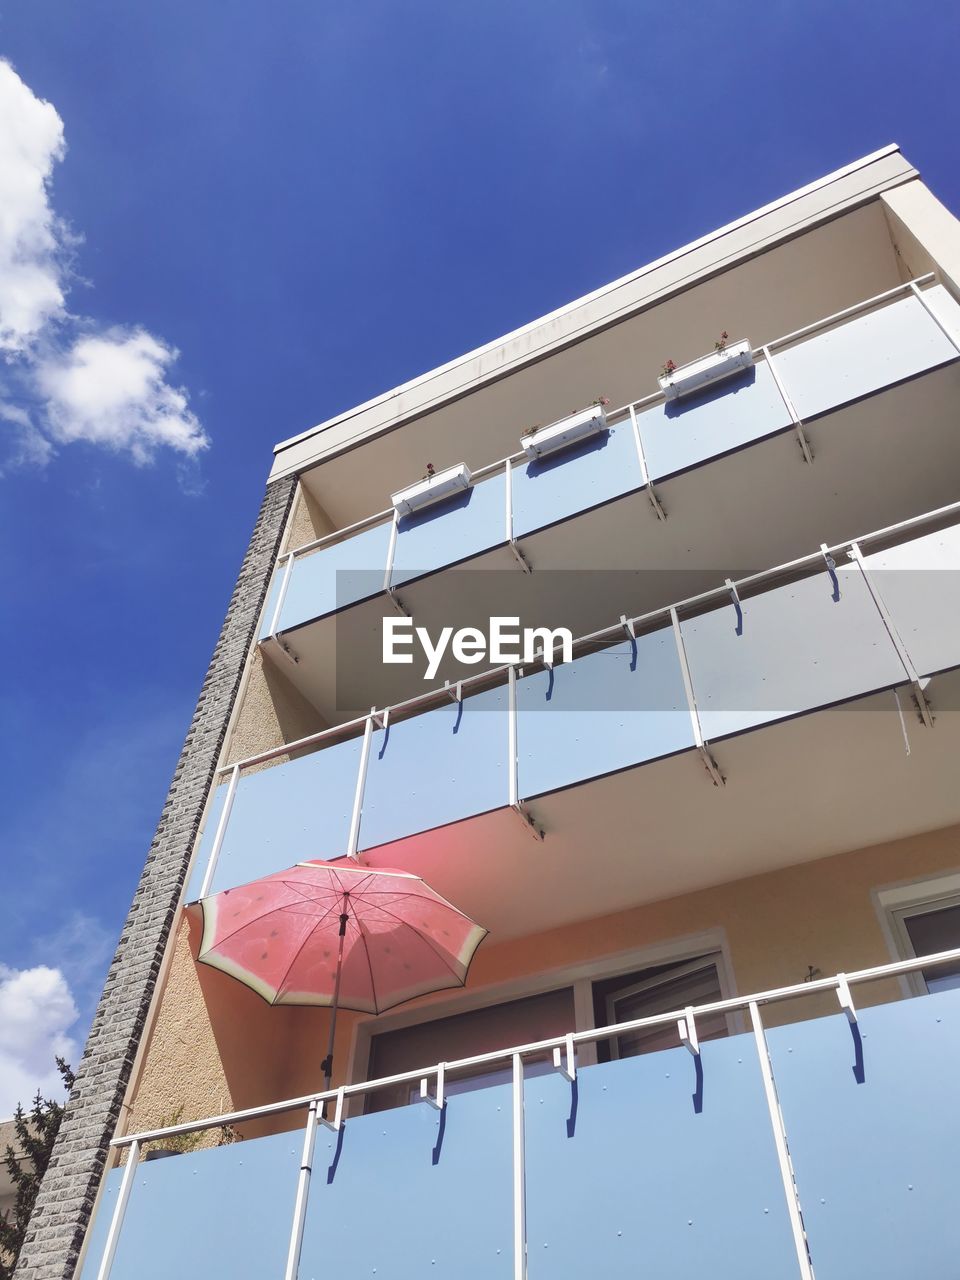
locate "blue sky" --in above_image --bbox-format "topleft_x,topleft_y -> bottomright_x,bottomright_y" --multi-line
0,0 -> 957,1112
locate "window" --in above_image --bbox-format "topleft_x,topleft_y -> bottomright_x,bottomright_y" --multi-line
365,987 -> 575,1112
356,935 -> 736,1109
893,895 -> 960,993
592,954 -> 727,1061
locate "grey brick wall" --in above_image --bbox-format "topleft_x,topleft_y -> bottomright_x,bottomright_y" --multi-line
14,473 -> 298,1280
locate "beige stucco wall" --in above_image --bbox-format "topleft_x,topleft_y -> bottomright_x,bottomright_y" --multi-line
282,483 -> 335,553
225,647 -> 326,771
127,820 -> 960,1140
883,180 -> 960,298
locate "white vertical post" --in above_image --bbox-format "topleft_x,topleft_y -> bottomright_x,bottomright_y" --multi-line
346,715 -> 375,859
669,607 -> 723,786
504,458 -> 514,544
504,458 -> 532,571
199,764 -> 241,899
383,514 -> 399,594
507,666 -> 519,810
95,1140 -> 140,1280
670,607 -> 704,750
269,552 -> 297,638
763,346 -> 813,465
284,1102 -> 320,1280
628,402 -> 651,486
629,402 -> 666,520
749,1002 -> 815,1280
512,1052 -> 527,1280
847,541 -> 933,728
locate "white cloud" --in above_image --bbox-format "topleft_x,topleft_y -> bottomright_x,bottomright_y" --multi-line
37,328 -> 208,463
0,60 -> 66,353
0,59 -> 207,474
0,965 -> 79,1117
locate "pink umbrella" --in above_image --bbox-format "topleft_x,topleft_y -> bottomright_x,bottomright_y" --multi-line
192,857 -> 487,1092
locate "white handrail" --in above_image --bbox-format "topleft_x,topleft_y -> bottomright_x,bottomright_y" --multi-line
112,944 -> 960,1147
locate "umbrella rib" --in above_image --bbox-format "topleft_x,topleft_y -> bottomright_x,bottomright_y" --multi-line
354,900 -> 469,984
351,912 -> 381,1015
346,889 -> 470,918
202,882 -> 342,952
273,896 -> 348,1001
329,867 -> 376,897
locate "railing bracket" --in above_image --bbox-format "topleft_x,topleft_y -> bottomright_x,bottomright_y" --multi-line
511,802 -> 545,842
509,539 -> 532,574
794,423 -> 814,465
698,745 -> 725,788
678,1007 -> 700,1056
271,634 -> 300,667
444,680 -> 463,703
620,614 -> 637,641
552,1033 -> 576,1082
388,588 -> 410,618
911,678 -> 935,729
647,484 -> 667,521
836,975 -> 857,1024
319,1087 -> 345,1132
420,1062 -> 445,1111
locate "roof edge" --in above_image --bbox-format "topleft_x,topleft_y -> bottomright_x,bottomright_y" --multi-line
271,145 -> 914,476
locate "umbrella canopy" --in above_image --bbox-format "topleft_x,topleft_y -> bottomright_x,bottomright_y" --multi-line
195,857 -> 486,1012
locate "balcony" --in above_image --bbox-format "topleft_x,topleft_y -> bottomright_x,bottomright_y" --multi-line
260,279 -> 960,723
79,952 -> 960,1280
187,506 -> 960,937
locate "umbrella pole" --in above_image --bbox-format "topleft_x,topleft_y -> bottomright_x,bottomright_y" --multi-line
320,904 -> 349,1107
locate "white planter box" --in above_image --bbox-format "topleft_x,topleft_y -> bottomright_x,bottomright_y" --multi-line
659,339 -> 754,401
391,463 -> 473,517
521,405 -> 608,460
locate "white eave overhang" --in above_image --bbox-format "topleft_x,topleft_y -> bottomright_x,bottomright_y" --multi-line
270,144 -> 916,481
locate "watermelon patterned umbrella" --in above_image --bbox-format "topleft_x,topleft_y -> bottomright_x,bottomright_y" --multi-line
193,857 -> 487,1092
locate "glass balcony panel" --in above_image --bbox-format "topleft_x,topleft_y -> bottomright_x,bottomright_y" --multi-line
77,1131 -> 303,1280
299,1081 -> 512,1279
681,563 -> 907,741
188,736 -> 365,899
860,522 -> 960,679
259,568 -> 285,640
358,685 -> 509,850
767,986 -> 960,1280
640,359 -> 793,483
264,520 -> 394,638
511,422 -> 644,539
772,289 -> 960,422
523,1032 -> 797,1278
391,470 -> 506,587
516,632 -> 695,799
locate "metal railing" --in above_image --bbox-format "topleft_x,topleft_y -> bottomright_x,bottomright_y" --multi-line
185,492 -> 960,896
96,947 -> 960,1280
273,271 -> 948,578
223,493 -> 960,782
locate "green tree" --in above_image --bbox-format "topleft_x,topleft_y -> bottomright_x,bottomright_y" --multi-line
0,1058 -> 75,1280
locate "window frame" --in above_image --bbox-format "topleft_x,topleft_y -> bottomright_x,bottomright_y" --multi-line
601,954 -> 728,1061
874,870 -> 960,997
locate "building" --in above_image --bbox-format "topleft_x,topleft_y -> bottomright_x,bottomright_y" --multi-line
17,144 -> 960,1279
